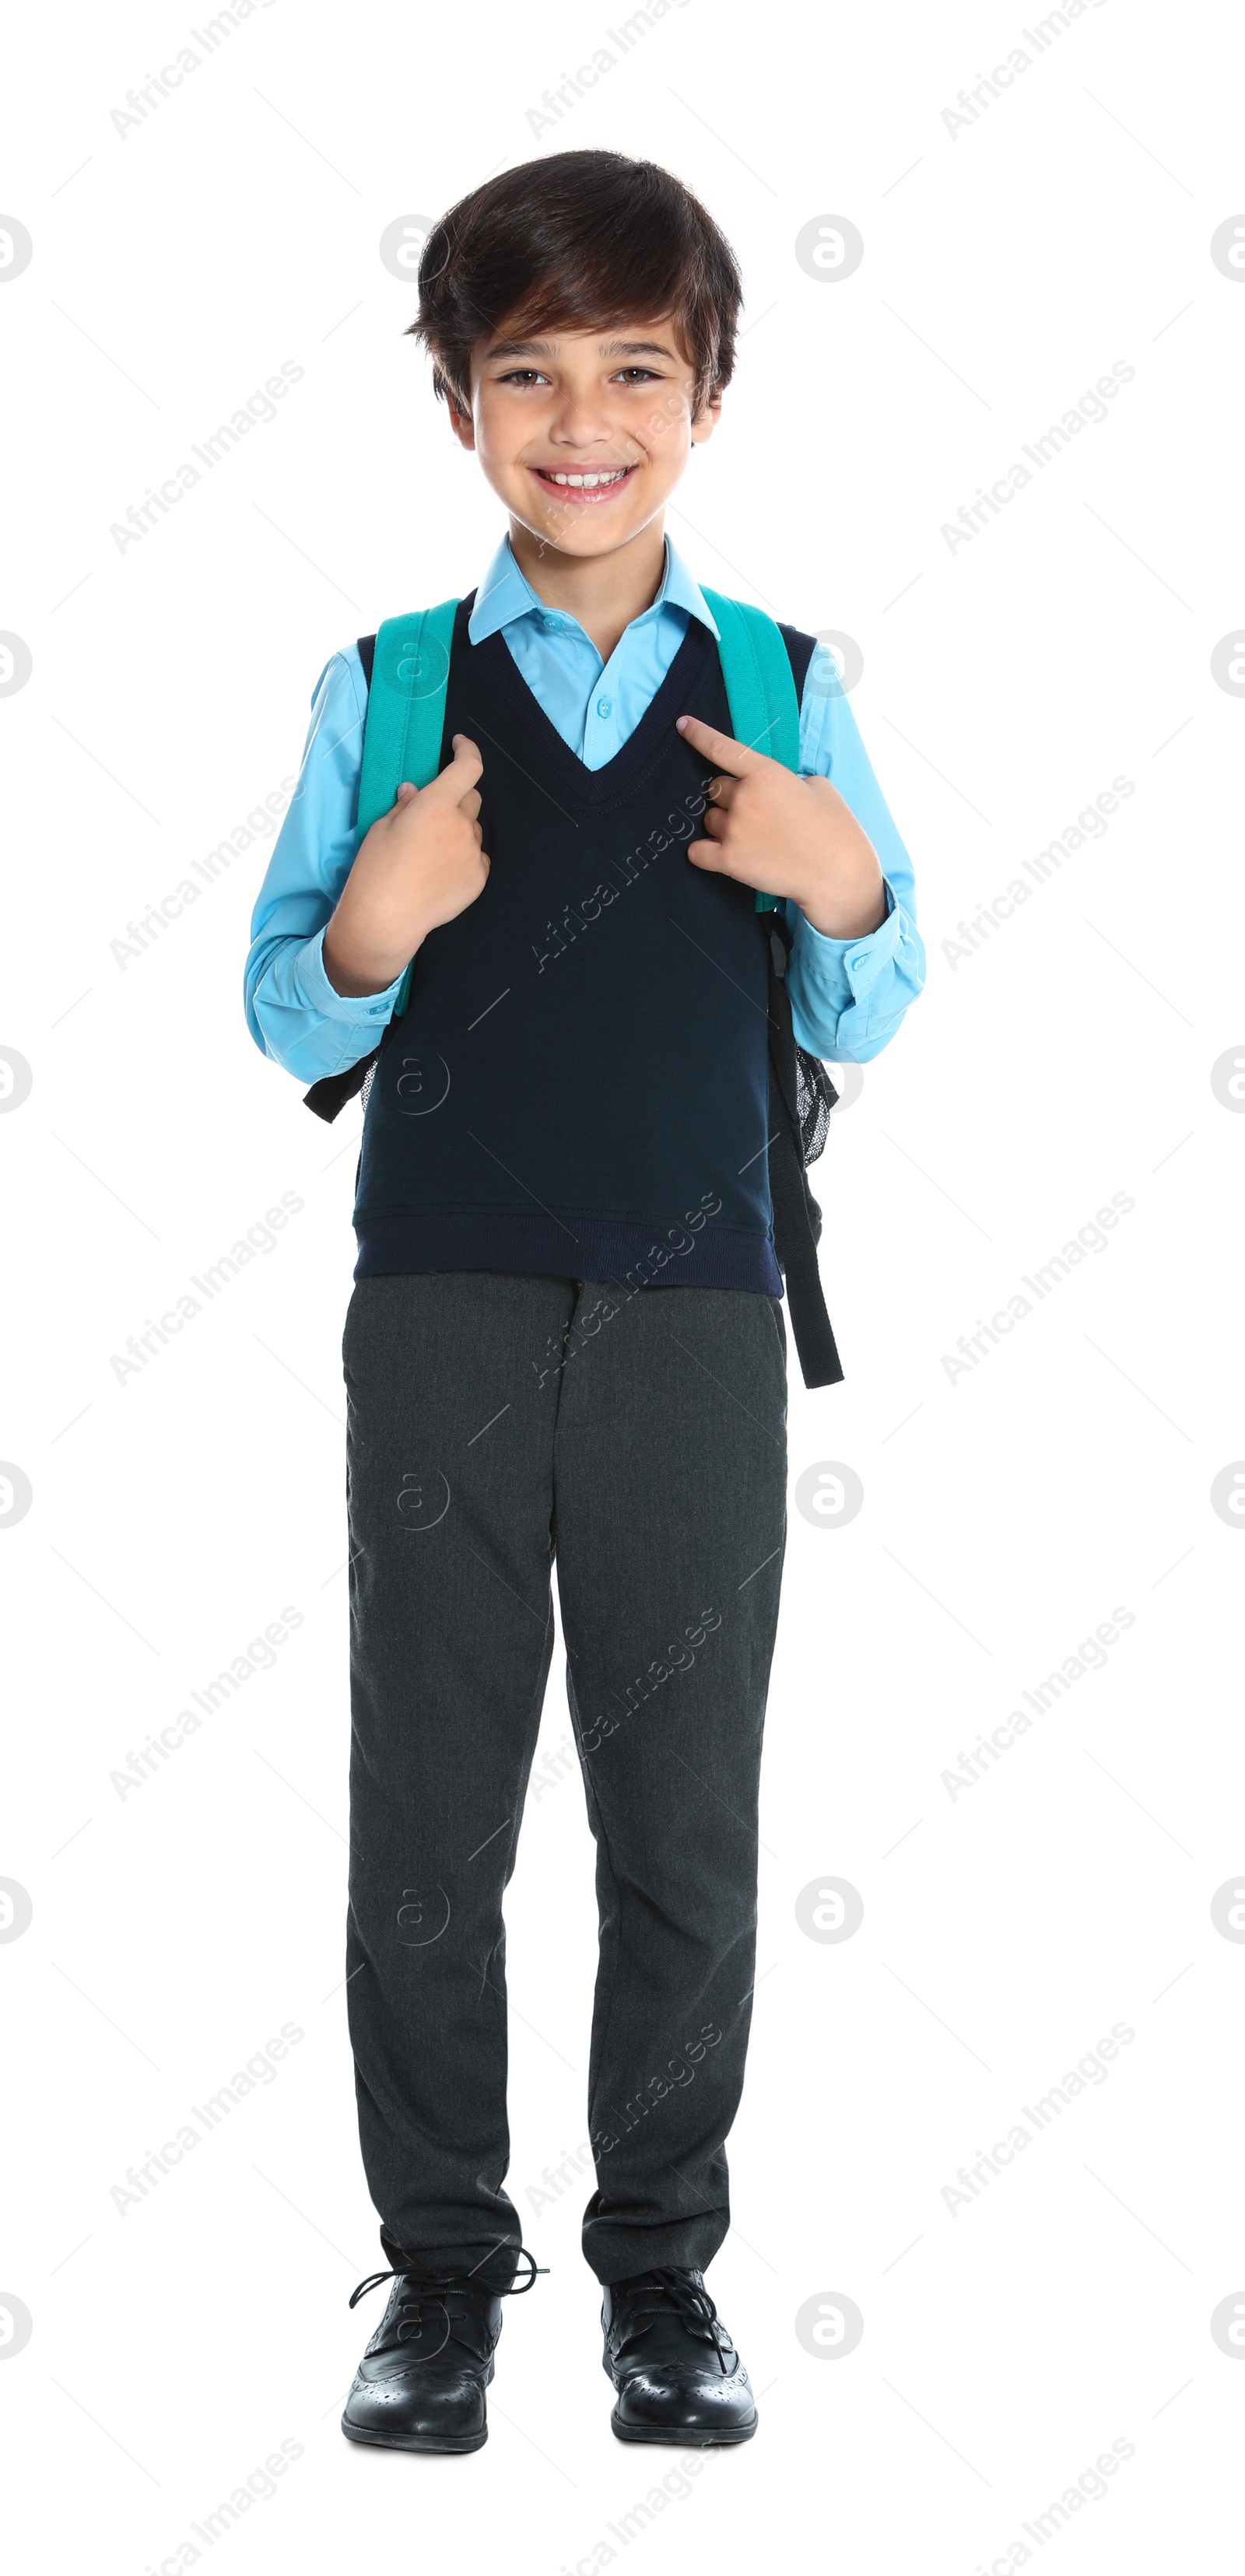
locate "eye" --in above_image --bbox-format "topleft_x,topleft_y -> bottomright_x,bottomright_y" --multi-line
497,369 -> 550,387
613,366 -> 661,384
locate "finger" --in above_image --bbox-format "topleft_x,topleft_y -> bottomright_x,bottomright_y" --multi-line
458,786 -> 482,822
705,773 -> 738,808
426,734 -> 484,795
685,836 -> 728,872
675,713 -> 764,776
393,781 -> 418,806
700,804 -> 728,840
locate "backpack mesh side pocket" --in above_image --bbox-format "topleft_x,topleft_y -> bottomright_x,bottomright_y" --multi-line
794,1047 -> 837,1165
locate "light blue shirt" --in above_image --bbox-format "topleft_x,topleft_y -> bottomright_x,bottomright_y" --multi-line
244,536 -> 924,1083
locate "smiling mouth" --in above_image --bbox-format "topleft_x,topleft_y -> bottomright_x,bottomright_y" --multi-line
529,464 -> 637,503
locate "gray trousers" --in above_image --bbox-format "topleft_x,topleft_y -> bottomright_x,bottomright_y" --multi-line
342,1270 -> 787,2284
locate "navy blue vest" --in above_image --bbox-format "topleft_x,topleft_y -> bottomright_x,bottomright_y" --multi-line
353,599 -> 812,1295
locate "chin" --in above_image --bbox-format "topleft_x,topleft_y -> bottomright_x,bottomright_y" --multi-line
520,510 -> 642,557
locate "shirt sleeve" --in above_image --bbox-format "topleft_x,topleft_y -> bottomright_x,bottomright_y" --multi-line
784,643 -> 926,1063
243,647 -> 406,1083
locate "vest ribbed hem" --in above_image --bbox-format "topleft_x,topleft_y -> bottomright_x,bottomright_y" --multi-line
353,1211 -> 783,1295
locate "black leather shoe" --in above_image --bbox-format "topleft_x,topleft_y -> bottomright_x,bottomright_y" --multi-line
342,2248 -> 543,2454
602,2266 -> 758,2445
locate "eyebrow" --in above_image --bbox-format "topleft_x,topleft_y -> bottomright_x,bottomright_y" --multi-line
483,337 -> 679,364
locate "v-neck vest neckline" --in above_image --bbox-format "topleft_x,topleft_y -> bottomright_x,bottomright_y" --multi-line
461,592 -> 714,806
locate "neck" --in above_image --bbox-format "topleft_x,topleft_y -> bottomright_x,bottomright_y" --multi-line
506,515 -> 668,661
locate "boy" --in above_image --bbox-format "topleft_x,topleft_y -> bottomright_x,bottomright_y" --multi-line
245,148 -> 924,2455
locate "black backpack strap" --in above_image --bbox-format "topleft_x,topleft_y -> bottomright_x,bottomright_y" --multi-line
765,917 -> 843,1387
777,619 -> 818,708
303,1048 -> 379,1124
303,634 -> 383,1123
764,624 -> 844,1388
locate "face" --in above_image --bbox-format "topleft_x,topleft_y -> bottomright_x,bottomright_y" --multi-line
449,316 -> 721,559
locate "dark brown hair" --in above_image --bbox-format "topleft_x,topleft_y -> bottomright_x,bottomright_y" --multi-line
409,150 -> 742,417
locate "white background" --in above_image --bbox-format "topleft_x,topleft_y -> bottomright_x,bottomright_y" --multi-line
2,0 -> 1244,2567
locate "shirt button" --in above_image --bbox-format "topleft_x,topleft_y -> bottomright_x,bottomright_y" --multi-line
596,695 -> 612,718
542,614 -> 561,632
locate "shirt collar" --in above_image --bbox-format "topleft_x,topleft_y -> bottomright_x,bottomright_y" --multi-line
467,533 -> 719,646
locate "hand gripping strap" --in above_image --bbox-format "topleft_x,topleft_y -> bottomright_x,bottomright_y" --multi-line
301,600 -> 458,1121
699,587 -> 801,914
359,600 -> 460,1021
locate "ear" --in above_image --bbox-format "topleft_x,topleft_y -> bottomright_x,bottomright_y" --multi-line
448,401 -> 477,454
690,385 -> 724,448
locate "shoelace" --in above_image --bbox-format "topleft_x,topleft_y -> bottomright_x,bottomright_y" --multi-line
349,2245 -> 545,2360
615,2267 -> 733,2374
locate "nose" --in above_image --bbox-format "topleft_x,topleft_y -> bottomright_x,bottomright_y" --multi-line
546,391 -> 635,454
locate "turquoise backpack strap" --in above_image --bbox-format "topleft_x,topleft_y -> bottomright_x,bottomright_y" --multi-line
699,588 -> 801,913
359,601 -> 461,826
359,599 -> 460,1015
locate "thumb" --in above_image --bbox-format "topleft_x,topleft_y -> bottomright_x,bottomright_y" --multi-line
403,736 -> 483,802
428,732 -> 484,797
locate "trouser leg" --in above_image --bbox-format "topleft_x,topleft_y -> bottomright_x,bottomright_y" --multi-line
342,1270 -> 573,2276
550,1280 -> 788,2283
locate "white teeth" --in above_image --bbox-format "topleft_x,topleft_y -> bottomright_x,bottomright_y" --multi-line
545,468 -> 627,488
